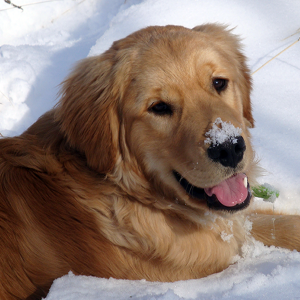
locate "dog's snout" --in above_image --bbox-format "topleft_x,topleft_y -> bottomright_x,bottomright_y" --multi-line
207,136 -> 246,168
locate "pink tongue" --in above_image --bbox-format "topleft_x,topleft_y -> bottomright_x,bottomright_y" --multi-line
204,174 -> 248,207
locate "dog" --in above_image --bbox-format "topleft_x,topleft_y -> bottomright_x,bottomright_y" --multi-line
1,24 -> 300,300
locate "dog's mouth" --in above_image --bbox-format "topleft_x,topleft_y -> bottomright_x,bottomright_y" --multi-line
173,171 -> 251,212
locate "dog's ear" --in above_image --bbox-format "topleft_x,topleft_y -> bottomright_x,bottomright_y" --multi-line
193,24 -> 254,128
55,47 -> 132,173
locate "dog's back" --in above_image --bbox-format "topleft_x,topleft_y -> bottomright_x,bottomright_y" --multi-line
0,113 -> 121,299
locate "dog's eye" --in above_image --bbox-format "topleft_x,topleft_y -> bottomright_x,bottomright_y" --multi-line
149,101 -> 173,116
213,78 -> 228,94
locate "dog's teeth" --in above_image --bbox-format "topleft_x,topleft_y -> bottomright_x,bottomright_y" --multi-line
244,177 -> 248,188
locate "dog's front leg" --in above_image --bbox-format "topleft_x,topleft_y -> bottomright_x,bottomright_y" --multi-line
249,213 -> 300,251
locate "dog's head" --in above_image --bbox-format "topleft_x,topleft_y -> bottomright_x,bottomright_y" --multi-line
55,24 -> 255,217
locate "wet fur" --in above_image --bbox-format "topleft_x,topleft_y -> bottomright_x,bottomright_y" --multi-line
1,24 -> 300,300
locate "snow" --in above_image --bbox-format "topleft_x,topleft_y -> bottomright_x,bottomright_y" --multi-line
46,240 -> 300,300
1,0 -> 300,299
204,118 -> 242,146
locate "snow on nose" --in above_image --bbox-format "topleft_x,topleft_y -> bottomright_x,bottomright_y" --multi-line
205,118 -> 242,146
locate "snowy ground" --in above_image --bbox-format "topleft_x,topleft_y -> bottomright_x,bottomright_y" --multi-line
1,0 -> 300,299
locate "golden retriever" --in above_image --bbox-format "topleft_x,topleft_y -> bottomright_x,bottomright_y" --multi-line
1,24 -> 300,300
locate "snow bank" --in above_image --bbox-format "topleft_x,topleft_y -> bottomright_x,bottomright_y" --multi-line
0,0 -> 123,134
46,241 -> 300,300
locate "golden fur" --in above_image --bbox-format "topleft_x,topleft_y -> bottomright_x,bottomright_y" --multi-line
1,24 -> 300,300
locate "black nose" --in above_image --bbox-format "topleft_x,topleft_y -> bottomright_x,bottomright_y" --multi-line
207,136 -> 246,168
